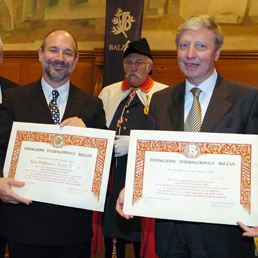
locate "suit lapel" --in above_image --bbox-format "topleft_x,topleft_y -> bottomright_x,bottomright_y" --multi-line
23,82 -> 86,124
62,83 -> 84,121
0,77 -> 10,91
167,83 -> 185,131
201,75 -> 232,132
24,80 -> 54,124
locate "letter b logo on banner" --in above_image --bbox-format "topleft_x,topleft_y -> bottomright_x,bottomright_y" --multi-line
103,0 -> 145,87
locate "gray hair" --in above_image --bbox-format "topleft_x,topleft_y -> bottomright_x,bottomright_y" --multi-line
175,15 -> 224,50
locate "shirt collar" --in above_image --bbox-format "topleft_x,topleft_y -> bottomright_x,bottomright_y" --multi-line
185,69 -> 218,97
121,75 -> 154,93
41,77 -> 70,102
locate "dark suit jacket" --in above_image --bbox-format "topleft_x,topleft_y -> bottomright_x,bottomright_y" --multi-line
0,76 -> 19,93
0,79 -> 106,246
0,76 -> 18,254
146,74 -> 258,258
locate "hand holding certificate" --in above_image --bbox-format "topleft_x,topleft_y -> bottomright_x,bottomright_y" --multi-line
237,221 -> 258,237
0,178 -> 31,205
4,122 -> 115,211
123,130 -> 258,226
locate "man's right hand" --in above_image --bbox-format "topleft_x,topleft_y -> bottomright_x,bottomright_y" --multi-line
0,178 -> 32,205
116,188 -> 134,220
114,135 -> 130,157
237,221 -> 258,237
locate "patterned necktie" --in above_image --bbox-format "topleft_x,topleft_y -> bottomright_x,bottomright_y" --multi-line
184,87 -> 202,132
49,90 -> 60,125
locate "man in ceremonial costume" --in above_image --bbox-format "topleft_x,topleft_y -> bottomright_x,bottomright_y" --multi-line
99,38 -> 168,258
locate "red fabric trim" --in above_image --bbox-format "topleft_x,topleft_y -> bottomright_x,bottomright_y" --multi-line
90,214 -> 158,257
141,217 -> 158,258
91,211 -> 103,256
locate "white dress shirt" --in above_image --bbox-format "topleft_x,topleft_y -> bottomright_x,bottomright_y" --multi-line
184,69 -> 218,123
0,85 -> 2,104
41,77 -> 69,122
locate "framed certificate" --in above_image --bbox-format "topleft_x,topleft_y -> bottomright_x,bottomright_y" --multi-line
4,122 -> 115,211
124,130 -> 258,226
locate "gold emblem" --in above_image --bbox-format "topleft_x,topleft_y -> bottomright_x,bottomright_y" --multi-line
184,142 -> 201,158
52,135 -> 65,148
144,105 -> 149,115
144,95 -> 150,115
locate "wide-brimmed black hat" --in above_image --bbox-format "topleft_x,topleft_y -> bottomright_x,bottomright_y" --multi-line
123,38 -> 153,60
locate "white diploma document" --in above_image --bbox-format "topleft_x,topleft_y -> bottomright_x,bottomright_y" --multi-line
4,122 -> 115,211
124,130 -> 258,226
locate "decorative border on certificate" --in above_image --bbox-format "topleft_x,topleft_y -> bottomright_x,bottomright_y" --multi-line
133,140 -> 251,214
8,130 -> 108,200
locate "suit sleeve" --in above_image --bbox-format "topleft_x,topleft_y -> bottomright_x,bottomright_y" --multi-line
145,93 -> 158,130
92,98 -> 107,130
245,93 -> 258,134
0,91 -> 14,176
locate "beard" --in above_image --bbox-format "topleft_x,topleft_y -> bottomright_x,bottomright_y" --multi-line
42,59 -> 75,82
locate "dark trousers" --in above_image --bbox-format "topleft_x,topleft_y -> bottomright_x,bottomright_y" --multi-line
0,237 -> 6,258
8,241 -> 91,258
104,236 -> 140,258
166,222 -> 208,258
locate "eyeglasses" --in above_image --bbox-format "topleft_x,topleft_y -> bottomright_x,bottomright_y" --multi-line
124,60 -> 152,68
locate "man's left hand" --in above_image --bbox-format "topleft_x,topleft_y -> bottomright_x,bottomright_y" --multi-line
116,188 -> 134,220
60,117 -> 86,127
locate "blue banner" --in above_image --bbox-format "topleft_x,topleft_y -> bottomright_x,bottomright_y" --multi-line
103,0 -> 145,87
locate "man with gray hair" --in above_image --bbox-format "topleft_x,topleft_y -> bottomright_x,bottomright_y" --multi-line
117,15 -> 258,258
99,38 -> 168,258
0,37 -> 18,104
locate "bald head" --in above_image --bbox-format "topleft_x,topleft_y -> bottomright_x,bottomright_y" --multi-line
41,29 -> 78,57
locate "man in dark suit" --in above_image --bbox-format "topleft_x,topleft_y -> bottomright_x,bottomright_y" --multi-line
0,36 -> 19,103
0,76 -> 18,102
0,29 -> 106,258
117,15 -> 258,257
0,36 -> 19,258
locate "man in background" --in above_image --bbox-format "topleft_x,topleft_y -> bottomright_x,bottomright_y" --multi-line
99,38 -> 168,258
0,35 -> 19,258
0,36 -> 19,103
0,29 -> 106,258
117,15 -> 258,258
